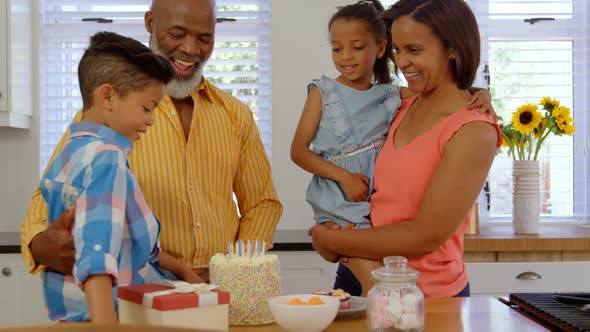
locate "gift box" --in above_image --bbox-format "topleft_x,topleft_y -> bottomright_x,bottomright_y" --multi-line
118,282 -> 230,331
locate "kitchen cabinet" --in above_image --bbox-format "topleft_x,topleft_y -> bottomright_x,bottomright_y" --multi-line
0,0 -> 33,129
275,252 -> 590,298
464,225 -> 590,298
0,254 -> 48,326
0,251 -> 337,326
2,249 -> 588,325
466,261 -> 590,298
274,251 -> 338,294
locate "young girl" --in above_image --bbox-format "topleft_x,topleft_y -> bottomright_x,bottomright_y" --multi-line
291,0 -> 492,296
39,32 -> 203,323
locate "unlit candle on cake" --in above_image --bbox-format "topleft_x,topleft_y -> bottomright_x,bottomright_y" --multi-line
209,240 -> 281,325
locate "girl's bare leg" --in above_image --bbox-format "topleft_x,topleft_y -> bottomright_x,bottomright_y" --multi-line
345,258 -> 383,297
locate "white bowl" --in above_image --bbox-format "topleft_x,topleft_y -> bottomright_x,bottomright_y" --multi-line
268,294 -> 340,332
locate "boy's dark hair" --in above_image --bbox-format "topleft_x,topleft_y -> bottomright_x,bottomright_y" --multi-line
382,0 -> 480,89
329,0 -> 392,84
78,31 -> 175,110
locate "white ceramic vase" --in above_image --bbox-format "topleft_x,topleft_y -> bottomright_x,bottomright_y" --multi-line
512,160 -> 540,234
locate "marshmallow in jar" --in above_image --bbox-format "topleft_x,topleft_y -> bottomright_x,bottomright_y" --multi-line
366,256 -> 424,332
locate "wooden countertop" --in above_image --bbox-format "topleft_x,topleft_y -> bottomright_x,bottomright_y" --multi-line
0,297 -> 548,332
464,224 -> 590,252
3,225 -> 590,254
232,297 -> 548,332
273,225 -> 590,253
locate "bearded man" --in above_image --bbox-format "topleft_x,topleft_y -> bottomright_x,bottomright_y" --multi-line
21,0 -> 283,283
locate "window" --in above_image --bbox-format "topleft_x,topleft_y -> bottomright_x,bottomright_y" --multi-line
471,0 -> 589,222
382,0 -> 589,222
39,0 -> 272,171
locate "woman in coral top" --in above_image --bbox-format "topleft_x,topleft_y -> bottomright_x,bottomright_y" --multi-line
308,0 -> 502,298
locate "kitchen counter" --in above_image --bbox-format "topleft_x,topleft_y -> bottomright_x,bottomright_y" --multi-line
0,297 -> 549,331
0,232 -> 19,254
0,230 -> 312,254
277,224 -> 590,253
464,224 -> 590,251
275,225 -> 590,256
464,224 -> 590,262
233,297 -> 548,331
2,225 -> 590,254
0,230 -> 310,254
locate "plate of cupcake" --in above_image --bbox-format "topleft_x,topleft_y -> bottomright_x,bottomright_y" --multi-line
312,289 -> 367,318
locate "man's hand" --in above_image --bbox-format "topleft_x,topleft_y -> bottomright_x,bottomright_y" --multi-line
179,267 -> 206,284
30,208 -> 75,274
193,268 -> 210,283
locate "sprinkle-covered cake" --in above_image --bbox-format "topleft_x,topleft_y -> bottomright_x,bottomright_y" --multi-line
209,242 -> 281,325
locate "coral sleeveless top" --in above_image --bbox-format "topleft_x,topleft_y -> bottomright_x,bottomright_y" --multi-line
370,95 -> 501,297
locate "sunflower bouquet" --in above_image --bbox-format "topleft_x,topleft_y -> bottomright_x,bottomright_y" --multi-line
499,97 -> 575,161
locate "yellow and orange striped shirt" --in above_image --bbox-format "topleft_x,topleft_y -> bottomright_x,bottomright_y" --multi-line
20,79 -> 283,273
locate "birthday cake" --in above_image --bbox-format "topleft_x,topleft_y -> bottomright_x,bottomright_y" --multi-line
209,241 -> 281,325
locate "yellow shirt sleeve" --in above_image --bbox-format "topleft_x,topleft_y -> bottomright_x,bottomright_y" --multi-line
20,111 -> 83,274
233,103 -> 283,248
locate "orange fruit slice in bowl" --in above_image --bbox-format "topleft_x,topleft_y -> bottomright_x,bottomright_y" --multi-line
308,297 -> 325,305
288,298 -> 306,305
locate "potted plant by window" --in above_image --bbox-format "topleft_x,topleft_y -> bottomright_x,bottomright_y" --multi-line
499,97 -> 575,234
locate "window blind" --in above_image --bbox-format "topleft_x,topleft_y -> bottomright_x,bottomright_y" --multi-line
39,0 -> 272,172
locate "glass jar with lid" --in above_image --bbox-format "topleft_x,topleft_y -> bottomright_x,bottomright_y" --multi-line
366,256 -> 424,331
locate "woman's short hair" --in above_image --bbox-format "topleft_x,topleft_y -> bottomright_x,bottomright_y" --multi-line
382,0 -> 480,89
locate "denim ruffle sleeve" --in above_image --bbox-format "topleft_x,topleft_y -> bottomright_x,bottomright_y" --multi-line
319,76 -> 358,154
383,83 -> 402,128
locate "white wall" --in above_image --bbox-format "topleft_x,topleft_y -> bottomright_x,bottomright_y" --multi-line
0,0 -> 354,232
0,0 -> 39,232
0,128 -> 39,232
272,0 -> 353,230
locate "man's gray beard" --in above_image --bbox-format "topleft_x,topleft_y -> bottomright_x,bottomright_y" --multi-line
166,69 -> 203,99
150,33 -> 204,99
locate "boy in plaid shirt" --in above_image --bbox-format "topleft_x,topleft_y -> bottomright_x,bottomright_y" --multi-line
39,31 -> 203,323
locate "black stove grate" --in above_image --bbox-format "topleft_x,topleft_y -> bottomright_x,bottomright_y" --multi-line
509,293 -> 590,332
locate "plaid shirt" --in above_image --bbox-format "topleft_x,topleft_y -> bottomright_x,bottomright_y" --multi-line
40,122 -> 164,321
